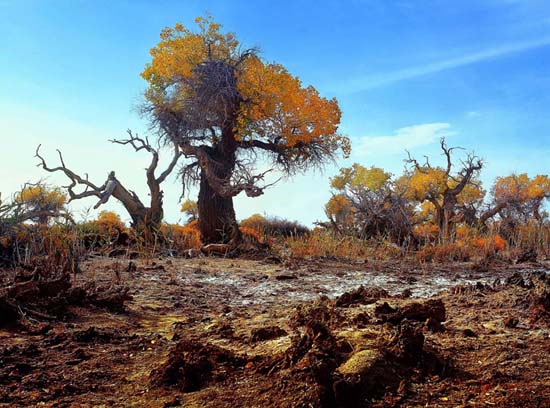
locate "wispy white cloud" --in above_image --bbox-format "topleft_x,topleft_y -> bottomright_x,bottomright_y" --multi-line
466,111 -> 482,118
356,122 -> 454,155
340,37 -> 550,92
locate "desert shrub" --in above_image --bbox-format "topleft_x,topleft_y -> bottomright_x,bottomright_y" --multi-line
507,221 -> 550,255
413,223 -> 439,245
262,217 -> 308,237
0,185 -> 78,266
0,223 -> 81,267
283,228 -> 368,259
370,240 -> 407,260
454,224 -> 476,240
239,226 -> 264,243
180,199 -> 198,223
241,214 -> 309,239
240,213 -> 267,231
416,242 -> 472,263
160,220 -> 202,252
94,211 -> 126,234
13,183 -> 69,224
473,234 -> 506,253
76,211 -> 130,250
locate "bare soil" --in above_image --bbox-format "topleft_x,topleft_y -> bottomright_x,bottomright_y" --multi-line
0,256 -> 549,407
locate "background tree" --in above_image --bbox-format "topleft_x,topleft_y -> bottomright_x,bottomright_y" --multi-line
36,131 -> 181,241
324,194 -> 356,235
0,183 -> 70,237
401,138 -> 483,240
141,17 -> 350,244
325,164 -> 413,242
486,173 -> 550,238
180,199 -> 198,223
13,183 -> 70,225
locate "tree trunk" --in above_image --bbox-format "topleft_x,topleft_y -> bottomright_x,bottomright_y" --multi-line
439,193 -> 457,242
196,126 -> 241,244
129,210 -> 161,243
195,105 -> 241,245
197,170 -> 240,244
110,180 -> 163,243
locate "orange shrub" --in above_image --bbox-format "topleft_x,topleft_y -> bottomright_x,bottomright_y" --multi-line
95,211 -> 126,234
160,220 -> 202,251
455,224 -> 477,240
414,223 -> 439,242
240,226 -> 264,243
284,229 -> 368,259
0,236 -> 10,248
1,223 -> 79,264
240,214 -> 267,231
417,243 -> 471,263
474,234 -> 506,252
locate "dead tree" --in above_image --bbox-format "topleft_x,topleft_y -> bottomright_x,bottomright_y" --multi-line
36,131 -> 181,241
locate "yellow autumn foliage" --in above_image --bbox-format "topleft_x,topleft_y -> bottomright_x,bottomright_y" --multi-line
330,164 -> 391,192
325,194 -> 354,223
141,16 -> 350,158
16,185 -> 66,209
94,211 -> 126,234
399,167 -> 484,207
493,173 -> 550,202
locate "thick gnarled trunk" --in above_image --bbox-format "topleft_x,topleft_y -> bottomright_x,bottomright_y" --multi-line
198,170 -> 239,244
196,122 -> 241,245
108,178 -> 163,242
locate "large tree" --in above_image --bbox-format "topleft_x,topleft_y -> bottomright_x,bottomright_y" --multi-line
140,17 -> 350,244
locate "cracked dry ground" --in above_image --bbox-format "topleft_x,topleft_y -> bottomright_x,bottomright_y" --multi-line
0,257 -> 549,407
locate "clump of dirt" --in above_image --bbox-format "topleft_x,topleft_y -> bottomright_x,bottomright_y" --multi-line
69,281 -> 133,312
250,326 -> 288,342
527,272 -> 550,324
334,285 -> 389,307
150,338 -> 246,392
290,296 -> 343,331
71,326 -> 126,343
374,298 -> 446,324
255,302 -> 348,407
0,264 -> 72,325
252,297 -> 450,408
0,259 -> 132,329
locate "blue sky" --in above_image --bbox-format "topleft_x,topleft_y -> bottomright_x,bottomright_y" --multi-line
1,0 -> 550,225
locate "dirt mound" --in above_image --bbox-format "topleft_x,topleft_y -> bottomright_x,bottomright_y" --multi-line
290,296 -> 343,331
375,298 -> 446,324
259,303 -> 349,407
1,260 -> 132,328
150,338 -> 246,392
334,285 -> 389,307
0,267 -> 72,325
69,282 -> 133,312
254,297 -> 450,407
250,326 -> 288,342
